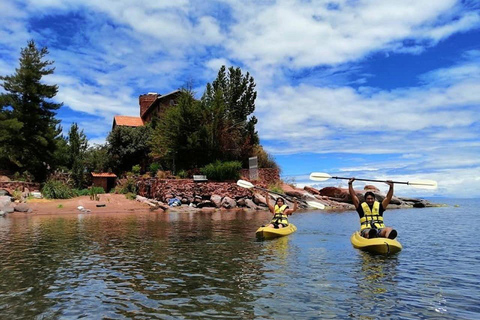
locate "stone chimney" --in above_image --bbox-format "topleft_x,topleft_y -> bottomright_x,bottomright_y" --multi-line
139,93 -> 160,118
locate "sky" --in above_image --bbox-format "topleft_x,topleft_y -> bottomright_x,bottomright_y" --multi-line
0,0 -> 479,198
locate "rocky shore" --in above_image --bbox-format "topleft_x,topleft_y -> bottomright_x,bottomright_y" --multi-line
0,180 -> 440,216
133,180 -> 440,212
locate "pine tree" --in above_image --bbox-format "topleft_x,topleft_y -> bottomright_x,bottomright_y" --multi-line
68,123 -> 88,188
201,66 -> 259,164
0,40 -> 62,180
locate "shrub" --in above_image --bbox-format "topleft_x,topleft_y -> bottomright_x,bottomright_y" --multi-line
72,188 -> 89,196
177,170 -> 188,179
125,192 -> 136,200
11,189 -> 23,201
72,187 -> 105,197
132,164 -> 141,175
22,171 -> 34,182
268,184 -> 284,195
115,175 -> 137,194
200,160 -> 242,181
251,145 -> 279,169
149,162 -> 161,175
12,172 -> 21,181
42,180 -> 75,199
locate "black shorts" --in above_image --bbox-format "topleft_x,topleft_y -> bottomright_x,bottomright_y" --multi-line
361,228 -> 383,237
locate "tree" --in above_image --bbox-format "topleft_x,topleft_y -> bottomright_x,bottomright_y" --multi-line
107,125 -> 152,174
149,89 -> 205,171
201,66 -> 259,165
0,40 -> 62,180
67,123 -> 88,188
84,144 -> 110,174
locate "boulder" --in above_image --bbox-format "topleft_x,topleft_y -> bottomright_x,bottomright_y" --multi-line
304,186 -> 320,195
236,198 -> 246,207
0,196 -> 12,207
221,196 -> 237,209
319,187 -> 349,200
244,199 -> 258,210
14,203 -> 30,212
364,185 -> 380,192
0,205 -> 14,213
210,194 -> 222,207
197,200 -> 216,208
253,193 -> 267,206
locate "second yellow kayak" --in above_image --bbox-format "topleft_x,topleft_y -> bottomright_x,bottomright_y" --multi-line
350,231 -> 402,254
256,223 -> 297,240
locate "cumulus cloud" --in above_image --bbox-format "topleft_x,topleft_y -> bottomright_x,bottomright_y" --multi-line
0,0 -> 479,197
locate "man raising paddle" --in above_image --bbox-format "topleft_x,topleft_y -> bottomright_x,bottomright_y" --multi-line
348,178 -> 398,239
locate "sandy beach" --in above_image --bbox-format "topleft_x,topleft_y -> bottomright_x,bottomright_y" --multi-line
26,194 -> 153,215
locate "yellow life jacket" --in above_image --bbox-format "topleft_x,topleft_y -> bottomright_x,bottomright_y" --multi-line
271,204 -> 289,226
360,201 -> 385,230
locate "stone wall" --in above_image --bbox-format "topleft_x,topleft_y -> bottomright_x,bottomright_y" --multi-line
0,181 -> 41,193
137,179 -> 253,202
136,168 -> 280,201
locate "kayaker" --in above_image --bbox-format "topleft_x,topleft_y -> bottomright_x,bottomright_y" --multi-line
348,178 -> 398,239
265,194 -> 298,229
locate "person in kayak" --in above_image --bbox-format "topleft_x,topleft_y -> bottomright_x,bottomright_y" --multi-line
265,194 -> 298,229
348,178 -> 397,239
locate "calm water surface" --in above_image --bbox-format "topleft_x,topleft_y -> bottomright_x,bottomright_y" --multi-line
0,198 -> 479,319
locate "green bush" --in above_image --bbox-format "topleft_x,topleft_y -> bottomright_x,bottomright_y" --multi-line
149,162 -> 161,175
42,180 -> 75,199
132,164 -> 141,175
177,170 -> 188,179
72,188 -> 89,196
72,187 -> 105,197
200,160 -> 242,181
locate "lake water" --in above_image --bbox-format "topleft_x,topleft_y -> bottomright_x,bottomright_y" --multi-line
0,198 -> 479,319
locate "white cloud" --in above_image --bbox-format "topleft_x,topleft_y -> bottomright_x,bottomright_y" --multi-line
1,0 -> 479,197
225,0 -> 478,69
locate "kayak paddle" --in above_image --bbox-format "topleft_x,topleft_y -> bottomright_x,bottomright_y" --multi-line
236,179 -> 325,209
309,172 -> 438,189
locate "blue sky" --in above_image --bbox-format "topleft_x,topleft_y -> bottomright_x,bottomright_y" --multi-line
1,0 -> 479,198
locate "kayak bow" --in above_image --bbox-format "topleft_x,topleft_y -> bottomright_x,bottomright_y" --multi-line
256,223 -> 297,240
350,231 -> 402,254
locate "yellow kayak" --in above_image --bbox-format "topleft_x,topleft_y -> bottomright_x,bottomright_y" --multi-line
256,223 -> 297,240
350,231 -> 402,254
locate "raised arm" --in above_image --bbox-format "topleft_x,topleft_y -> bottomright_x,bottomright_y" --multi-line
348,178 -> 360,209
382,181 -> 394,209
284,198 -> 298,216
265,192 -> 275,213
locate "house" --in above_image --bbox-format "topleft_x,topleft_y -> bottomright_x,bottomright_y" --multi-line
91,172 -> 117,192
112,90 -> 181,130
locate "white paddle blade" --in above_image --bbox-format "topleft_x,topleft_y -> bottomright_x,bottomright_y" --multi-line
408,180 -> 438,190
236,179 -> 254,189
309,172 -> 332,181
306,201 -> 325,210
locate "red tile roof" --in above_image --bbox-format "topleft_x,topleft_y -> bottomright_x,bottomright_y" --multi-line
91,173 -> 117,178
114,116 -> 144,127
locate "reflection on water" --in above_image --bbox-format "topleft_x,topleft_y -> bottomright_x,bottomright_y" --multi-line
0,200 -> 479,319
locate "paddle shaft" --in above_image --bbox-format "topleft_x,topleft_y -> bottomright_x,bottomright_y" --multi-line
330,176 -> 430,186
252,185 -> 304,204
